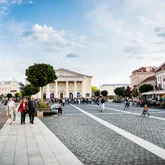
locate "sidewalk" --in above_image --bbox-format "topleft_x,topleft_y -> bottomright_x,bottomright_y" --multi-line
0,113 -> 83,165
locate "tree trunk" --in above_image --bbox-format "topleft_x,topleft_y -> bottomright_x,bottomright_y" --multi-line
41,87 -> 43,104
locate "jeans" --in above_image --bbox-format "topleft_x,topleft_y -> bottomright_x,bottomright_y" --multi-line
29,109 -> 35,123
21,112 -> 26,124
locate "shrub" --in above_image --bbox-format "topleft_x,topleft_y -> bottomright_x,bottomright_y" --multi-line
36,103 -> 50,108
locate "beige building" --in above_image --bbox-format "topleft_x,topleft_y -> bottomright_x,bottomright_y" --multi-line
130,66 -> 156,89
28,68 -> 92,99
0,78 -> 24,96
99,84 -> 130,98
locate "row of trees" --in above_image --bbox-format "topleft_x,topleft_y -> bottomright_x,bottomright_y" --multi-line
92,86 -> 108,97
114,84 -> 153,97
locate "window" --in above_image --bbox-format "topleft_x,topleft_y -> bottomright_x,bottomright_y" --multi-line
60,83 -> 63,89
51,83 -> 54,89
69,83 -> 73,90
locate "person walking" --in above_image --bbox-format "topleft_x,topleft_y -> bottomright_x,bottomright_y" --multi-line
28,97 -> 36,124
6,97 -> 16,125
18,98 -> 27,124
101,97 -> 105,112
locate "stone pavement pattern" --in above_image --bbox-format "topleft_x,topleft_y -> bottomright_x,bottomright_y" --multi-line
0,108 -> 83,165
41,104 -> 165,165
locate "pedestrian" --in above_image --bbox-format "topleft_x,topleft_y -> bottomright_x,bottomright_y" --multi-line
141,104 -> 150,117
100,97 -> 105,112
62,98 -> 65,107
18,98 -> 27,124
28,97 -> 36,124
6,97 -> 16,125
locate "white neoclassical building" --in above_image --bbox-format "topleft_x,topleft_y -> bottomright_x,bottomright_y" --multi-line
0,78 -> 24,96
28,68 -> 92,99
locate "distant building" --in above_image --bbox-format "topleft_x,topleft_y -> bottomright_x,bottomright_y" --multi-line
99,84 -> 130,98
26,68 -> 92,99
129,66 -> 157,89
0,78 -> 24,96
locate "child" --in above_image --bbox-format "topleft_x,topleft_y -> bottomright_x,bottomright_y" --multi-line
141,104 -> 150,117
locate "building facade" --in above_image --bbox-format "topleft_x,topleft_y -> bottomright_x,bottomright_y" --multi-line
27,68 -> 92,99
155,62 -> 165,90
99,84 -> 130,98
130,66 -> 156,89
0,78 -> 24,96
138,75 -> 156,89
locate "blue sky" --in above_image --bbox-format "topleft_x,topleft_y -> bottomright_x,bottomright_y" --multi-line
0,0 -> 165,86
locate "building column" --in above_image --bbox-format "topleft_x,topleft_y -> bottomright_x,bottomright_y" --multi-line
55,81 -> 58,98
81,81 -> 85,98
74,81 -> 77,98
66,81 -> 69,98
46,84 -> 50,99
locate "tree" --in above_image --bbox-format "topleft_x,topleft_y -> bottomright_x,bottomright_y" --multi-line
124,86 -> 132,97
91,86 -> 99,92
94,90 -> 100,97
15,92 -> 22,98
114,87 -> 125,96
22,84 -> 40,97
139,84 -> 153,93
26,63 -> 57,103
101,90 -> 108,97
7,93 -> 12,98
132,87 -> 139,97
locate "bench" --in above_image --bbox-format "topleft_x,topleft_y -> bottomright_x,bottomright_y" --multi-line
36,108 -> 58,117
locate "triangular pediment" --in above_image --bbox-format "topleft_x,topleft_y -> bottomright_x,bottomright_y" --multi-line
56,68 -> 92,78
156,62 -> 165,72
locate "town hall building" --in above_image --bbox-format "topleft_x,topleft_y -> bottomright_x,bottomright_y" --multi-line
27,68 -> 92,99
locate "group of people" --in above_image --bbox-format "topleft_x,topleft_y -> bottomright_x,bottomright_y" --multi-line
6,97 -> 37,125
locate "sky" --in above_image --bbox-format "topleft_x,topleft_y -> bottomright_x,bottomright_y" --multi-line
0,0 -> 165,87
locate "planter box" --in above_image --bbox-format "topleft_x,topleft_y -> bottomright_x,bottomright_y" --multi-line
36,108 -> 58,117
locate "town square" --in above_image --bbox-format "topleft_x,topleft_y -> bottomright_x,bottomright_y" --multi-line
1,0 -> 165,165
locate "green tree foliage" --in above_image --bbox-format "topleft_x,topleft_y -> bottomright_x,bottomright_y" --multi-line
94,90 -> 100,96
7,93 -> 12,98
139,84 -> 153,93
15,92 -> 22,98
22,84 -> 40,97
114,87 -> 125,96
26,63 -> 57,103
132,87 -> 139,97
101,90 -> 108,97
124,86 -> 132,97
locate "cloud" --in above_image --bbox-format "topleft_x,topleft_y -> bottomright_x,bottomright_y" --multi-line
66,53 -> 79,58
155,27 -> 165,38
0,0 -> 33,15
23,24 -> 84,52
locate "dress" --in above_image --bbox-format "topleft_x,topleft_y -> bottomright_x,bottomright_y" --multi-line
6,101 -> 15,116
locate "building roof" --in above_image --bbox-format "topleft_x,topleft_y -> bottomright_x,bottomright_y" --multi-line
141,75 -> 156,83
132,66 -> 157,74
56,68 -> 92,78
155,62 -> 165,73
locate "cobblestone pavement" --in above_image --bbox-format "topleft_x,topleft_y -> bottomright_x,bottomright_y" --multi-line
41,104 -> 165,165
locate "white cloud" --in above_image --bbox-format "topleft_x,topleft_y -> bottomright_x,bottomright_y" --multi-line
23,24 -> 84,52
0,0 -> 8,3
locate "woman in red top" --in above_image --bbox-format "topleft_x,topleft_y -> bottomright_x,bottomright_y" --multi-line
18,98 -> 27,124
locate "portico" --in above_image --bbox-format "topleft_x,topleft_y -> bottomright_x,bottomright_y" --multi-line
38,68 -> 92,99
